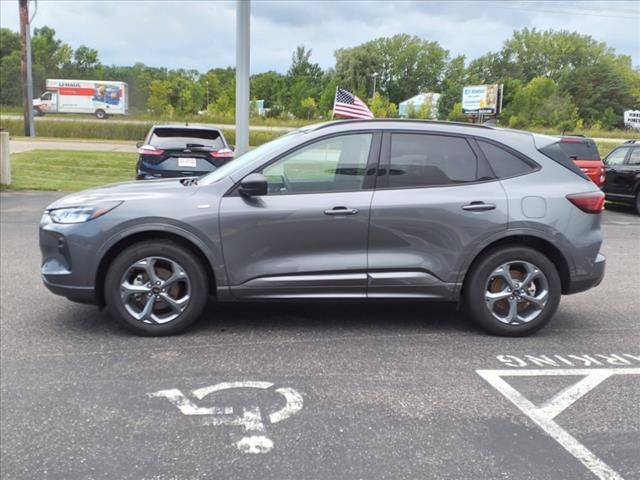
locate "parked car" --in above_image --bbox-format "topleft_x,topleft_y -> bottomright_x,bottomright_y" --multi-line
602,140 -> 640,214
40,120 -> 605,337
136,125 -> 234,180
558,136 -> 605,187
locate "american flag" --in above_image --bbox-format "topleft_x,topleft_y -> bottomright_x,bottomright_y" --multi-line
333,88 -> 374,119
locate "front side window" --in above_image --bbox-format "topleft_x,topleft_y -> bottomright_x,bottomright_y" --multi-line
262,133 -> 372,195
605,148 -> 629,166
41,92 -> 52,100
388,134 -> 488,188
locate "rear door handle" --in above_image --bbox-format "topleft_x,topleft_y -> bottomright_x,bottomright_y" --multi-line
324,207 -> 359,216
462,202 -> 496,212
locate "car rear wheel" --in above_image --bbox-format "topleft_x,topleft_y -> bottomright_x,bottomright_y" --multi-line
463,246 -> 561,336
105,240 -> 208,336
635,191 -> 640,215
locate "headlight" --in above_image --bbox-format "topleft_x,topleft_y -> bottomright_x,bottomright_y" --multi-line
48,201 -> 122,224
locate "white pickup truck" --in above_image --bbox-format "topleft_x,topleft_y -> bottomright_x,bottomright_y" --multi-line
33,79 -> 129,119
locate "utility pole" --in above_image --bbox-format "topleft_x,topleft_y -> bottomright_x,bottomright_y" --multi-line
372,72 -> 378,98
19,0 -> 35,137
235,0 -> 250,155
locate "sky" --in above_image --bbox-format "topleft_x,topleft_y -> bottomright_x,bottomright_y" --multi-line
1,0 -> 639,73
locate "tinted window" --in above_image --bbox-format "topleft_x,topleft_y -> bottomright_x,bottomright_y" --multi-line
627,148 -> 640,165
558,139 -> 601,161
477,140 -> 536,178
605,147 -> 629,166
150,128 -> 225,149
388,134 -> 486,188
262,133 -> 372,195
537,141 -> 588,180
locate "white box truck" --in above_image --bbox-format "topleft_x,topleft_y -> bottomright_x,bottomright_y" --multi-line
33,79 -> 129,119
624,110 -> 640,131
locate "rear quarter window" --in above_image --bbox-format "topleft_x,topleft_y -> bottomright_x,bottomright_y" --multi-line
477,140 -> 537,178
537,141 -> 591,180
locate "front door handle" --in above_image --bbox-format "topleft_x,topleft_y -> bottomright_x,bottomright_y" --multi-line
462,202 -> 496,212
324,207 -> 359,216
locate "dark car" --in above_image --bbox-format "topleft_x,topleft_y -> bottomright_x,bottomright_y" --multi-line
602,140 -> 640,214
559,136 -> 604,188
136,125 -> 234,180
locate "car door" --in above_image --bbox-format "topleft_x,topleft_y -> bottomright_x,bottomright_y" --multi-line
219,132 -> 380,299
603,146 -> 631,196
618,147 -> 640,197
367,132 -> 508,299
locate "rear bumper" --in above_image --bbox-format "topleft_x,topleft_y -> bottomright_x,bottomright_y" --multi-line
566,252 -> 606,294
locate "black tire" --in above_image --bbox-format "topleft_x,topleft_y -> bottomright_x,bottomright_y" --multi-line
95,109 -> 107,119
104,240 -> 208,336
635,191 -> 640,215
463,246 -> 561,337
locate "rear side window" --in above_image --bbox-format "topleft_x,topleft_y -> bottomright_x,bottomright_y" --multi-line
558,139 -> 601,161
628,148 -> 640,165
537,141 -> 590,180
477,140 -> 536,178
150,128 -> 225,149
388,134 -> 491,188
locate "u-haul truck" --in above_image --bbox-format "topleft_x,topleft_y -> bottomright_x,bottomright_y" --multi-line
33,79 -> 129,119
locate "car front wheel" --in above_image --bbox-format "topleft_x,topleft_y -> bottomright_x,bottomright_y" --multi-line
105,240 -> 208,336
464,246 -> 561,336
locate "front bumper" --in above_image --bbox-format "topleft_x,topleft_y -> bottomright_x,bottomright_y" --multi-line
566,252 -> 606,294
40,216 -> 100,305
42,276 -> 97,304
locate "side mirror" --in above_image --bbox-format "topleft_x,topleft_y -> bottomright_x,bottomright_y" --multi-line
239,173 -> 268,197
135,141 -> 143,149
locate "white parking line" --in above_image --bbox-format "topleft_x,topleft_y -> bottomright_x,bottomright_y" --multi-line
477,368 -> 640,480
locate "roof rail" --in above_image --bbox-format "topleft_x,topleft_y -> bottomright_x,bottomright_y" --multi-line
623,139 -> 638,144
310,118 -> 494,131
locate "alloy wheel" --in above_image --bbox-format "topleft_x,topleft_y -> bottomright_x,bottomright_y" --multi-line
484,260 -> 549,325
120,256 -> 191,324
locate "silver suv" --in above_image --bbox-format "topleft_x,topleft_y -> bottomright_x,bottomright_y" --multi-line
40,120 -> 606,336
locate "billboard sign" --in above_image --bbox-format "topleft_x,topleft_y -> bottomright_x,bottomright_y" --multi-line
462,84 -> 501,115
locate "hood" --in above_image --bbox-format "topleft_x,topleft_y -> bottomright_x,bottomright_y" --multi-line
46,178 -> 199,210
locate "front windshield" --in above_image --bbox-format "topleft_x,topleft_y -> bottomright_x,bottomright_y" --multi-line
200,130 -> 303,184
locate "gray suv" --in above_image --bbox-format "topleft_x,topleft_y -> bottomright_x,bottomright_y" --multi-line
40,120 -> 606,336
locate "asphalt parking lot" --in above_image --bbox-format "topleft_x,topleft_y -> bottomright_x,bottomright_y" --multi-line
1,191 -> 639,480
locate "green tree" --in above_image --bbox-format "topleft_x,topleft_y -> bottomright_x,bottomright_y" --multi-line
146,79 -> 170,115
368,92 -> 397,118
299,96 -> 317,119
335,34 -> 449,105
437,54 -> 466,119
0,28 -> 20,58
503,76 -> 578,130
251,71 -> 286,107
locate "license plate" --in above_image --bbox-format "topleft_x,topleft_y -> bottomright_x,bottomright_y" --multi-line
178,157 -> 197,167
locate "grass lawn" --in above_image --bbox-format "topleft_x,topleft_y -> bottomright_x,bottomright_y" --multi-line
7,150 -> 137,191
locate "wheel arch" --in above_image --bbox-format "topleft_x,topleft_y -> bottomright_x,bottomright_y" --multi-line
95,230 -> 218,307
460,234 -> 571,296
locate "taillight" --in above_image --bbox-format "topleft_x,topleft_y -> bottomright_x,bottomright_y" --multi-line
137,145 -> 164,155
566,191 -> 605,214
210,148 -> 234,159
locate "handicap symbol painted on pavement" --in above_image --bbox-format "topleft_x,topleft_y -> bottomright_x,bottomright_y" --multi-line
148,381 -> 303,454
